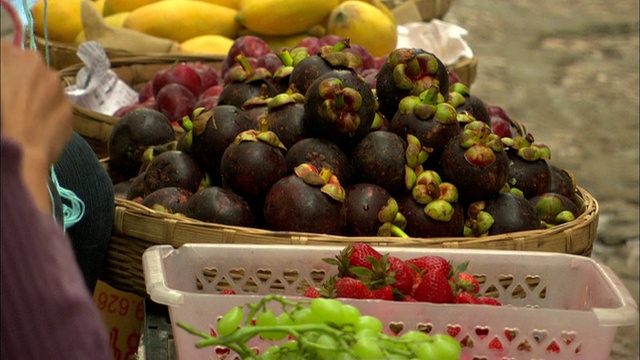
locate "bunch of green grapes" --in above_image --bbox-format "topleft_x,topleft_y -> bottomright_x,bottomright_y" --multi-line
177,295 -> 461,360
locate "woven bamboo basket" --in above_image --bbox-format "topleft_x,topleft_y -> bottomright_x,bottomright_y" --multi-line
102,143 -> 599,298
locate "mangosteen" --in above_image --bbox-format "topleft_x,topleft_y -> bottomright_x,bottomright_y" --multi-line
108,108 -> 176,178
138,140 -> 178,175
114,179 -> 134,199
351,131 -> 429,197
180,105 -> 254,184
439,120 -> 510,204
285,137 -> 352,186
289,39 -> 362,96
344,183 -> 407,237
141,186 -> 192,215
375,48 -> 449,122
271,48 -> 306,93
303,69 -> 376,152
502,133 -> 552,199
549,165 -> 578,199
464,192 -> 544,236
185,186 -> 255,227
240,83 -> 271,125
218,54 -> 279,109
396,169 -> 465,238
529,192 -> 581,227
220,121 -> 288,207
263,163 -> 346,235
130,150 -> 204,199
449,83 -> 491,126
126,171 -> 146,201
388,86 -> 460,168
263,91 -> 307,149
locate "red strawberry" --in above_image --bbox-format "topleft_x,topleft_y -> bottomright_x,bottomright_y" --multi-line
220,289 -> 236,295
412,270 -> 454,303
477,296 -> 502,306
302,287 -> 321,298
370,285 -> 393,301
406,255 -> 451,278
401,294 -> 419,302
387,256 -> 416,295
334,277 -> 371,299
324,243 -> 383,278
451,272 -> 480,294
454,291 -> 478,304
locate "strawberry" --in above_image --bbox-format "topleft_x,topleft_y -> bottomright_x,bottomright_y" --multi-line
406,255 -> 451,278
324,242 -> 383,278
220,289 -> 236,295
454,291 -> 478,304
386,256 -> 417,295
401,294 -> 419,302
302,287 -> 321,298
451,272 -> 480,294
477,296 -> 502,306
412,270 -> 454,303
334,277 -> 371,299
370,285 -> 394,301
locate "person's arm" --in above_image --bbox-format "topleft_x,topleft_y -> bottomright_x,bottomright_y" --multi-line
0,40 -> 73,213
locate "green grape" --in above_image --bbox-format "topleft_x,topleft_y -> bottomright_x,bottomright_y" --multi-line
401,330 -> 432,344
256,308 -> 285,341
217,306 -> 244,336
429,334 -> 462,360
353,315 -> 383,334
340,304 -> 361,326
277,312 -> 294,326
260,345 -> 281,360
353,337 -> 385,359
316,334 -> 339,360
291,307 -> 321,325
354,328 -> 378,340
310,298 -> 344,325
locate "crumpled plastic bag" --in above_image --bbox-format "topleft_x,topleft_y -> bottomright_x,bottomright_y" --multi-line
65,41 -> 138,115
396,19 -> 474,66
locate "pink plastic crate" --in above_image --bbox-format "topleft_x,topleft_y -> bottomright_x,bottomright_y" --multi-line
143,244 -> 638,360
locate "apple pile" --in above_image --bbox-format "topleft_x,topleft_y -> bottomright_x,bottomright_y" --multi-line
109,35 -> 583,239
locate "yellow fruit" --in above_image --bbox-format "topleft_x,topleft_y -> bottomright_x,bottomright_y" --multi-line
103,0 -> 162,16
327,1 -> 397,57
74,12 -> 130,44
193,0 -> 241,10
31,0 -> 83,43
123,0 -> 242,42
93,0 -> 106,13
180,35 -> 235,55
237,0 -> 339,36
339,0 -> 395,23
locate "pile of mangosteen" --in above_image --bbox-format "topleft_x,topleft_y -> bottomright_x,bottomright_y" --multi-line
108,35 -> 583,239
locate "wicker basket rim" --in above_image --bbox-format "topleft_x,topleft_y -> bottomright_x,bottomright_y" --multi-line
113,185 -> 598,244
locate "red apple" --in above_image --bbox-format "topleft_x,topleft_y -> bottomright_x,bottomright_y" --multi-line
190,62 -> 220,90
152,62 -> 202,98
221,35 -> 271,74
138,80 -> 154,103
194,95 -> 219,111
199,85 -> 224,100
156,83 -> 196,122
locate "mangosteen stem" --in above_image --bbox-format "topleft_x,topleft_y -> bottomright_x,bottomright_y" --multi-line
389,224 -> 409,238
331,38 -> 349,53
420,86 -> 440,105
277,49 -> 294,67
235,53 -> 254,74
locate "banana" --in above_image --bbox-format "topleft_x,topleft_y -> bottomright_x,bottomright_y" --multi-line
123,0 -> 242,42
236,0 -> 339,36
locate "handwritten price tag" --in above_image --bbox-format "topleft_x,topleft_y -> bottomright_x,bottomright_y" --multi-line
93,280 -> 145,360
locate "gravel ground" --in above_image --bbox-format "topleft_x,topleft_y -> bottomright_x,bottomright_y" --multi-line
444,1 -> 639,358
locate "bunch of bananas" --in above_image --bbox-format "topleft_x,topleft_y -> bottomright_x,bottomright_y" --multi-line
31,0 -> 398,57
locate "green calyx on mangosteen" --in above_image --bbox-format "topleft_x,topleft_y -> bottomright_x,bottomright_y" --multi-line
285,137 -> 352,186
389,85 -> 459,167
501,132 -> 552,199
396,169 -> 464,238
262,92 -> 307,149
218,53 -> 279,108
303,69 -> 376,152
375,47 -> 449,122
449,82 -> 491,126
528,192 -> 580,228
439,120 -> 510,204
